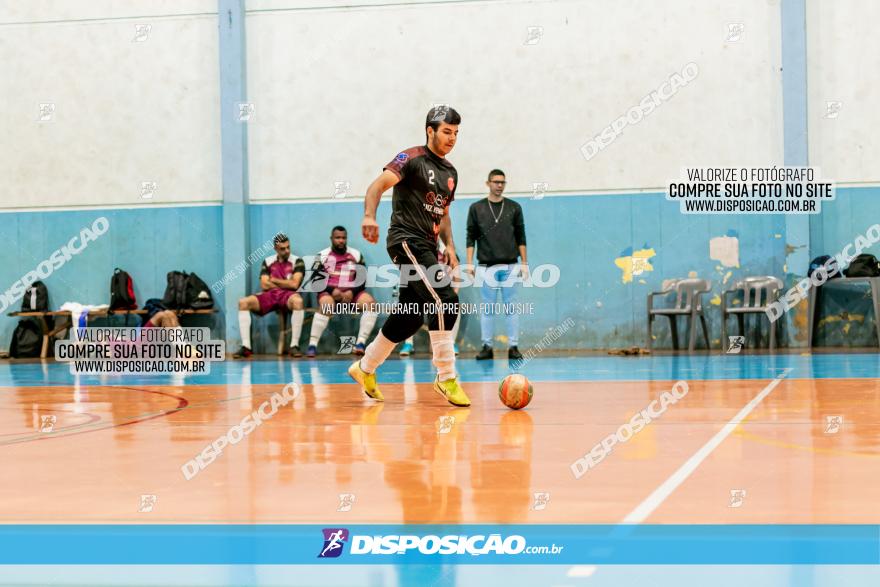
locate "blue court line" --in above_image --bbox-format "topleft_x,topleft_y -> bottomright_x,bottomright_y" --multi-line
0,354 -> 878,388
0,524 -> 877,565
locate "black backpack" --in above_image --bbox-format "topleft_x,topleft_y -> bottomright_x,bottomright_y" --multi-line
10,319 -> 42,358
185,273 -> 214,309
109,268 -> 137,310
844,254 -> 880,278
21,281 -> 49,312
808,255 -> 843,279
162,271 -> 189,309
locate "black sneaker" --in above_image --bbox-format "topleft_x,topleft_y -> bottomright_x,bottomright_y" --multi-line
475,345 -> 494,360
289,346 -> 303,358
508,346 -> 523,361
233,346 -> 253,359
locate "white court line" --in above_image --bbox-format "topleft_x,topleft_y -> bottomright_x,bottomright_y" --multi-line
621,368 -> 792,524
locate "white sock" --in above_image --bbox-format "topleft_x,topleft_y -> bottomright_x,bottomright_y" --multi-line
171,326 -> 185,356
360,332 -> 396,374
357,311 -> 378,344
429,330 -> 456,381
309,313 -> 330,347
289,310 -> 304,347
238,310 -> 252,349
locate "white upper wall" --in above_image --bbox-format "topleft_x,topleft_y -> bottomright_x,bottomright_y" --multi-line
0,1 -> 220,209
0,1 -> 216,23
246,0 -> 784,200
807,0 -> 880,184
1,0 -> 800,210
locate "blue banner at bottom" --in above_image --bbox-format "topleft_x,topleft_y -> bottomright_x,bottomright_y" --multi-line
1,525 -> 877,565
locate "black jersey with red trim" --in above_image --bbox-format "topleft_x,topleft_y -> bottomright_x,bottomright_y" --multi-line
383,145 -> 458,248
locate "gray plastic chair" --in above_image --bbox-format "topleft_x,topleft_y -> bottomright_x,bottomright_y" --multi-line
647,278 -> 712,352
720,276 -> 783,351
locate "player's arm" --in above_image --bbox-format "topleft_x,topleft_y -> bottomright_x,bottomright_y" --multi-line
465,204 -> 478,273
272,259 -> 306,290
439,208 -> 458,270
259,260 -> 276,291
355,250 -> 367,268
362,170 -> 400,244
515,204 -> 528,276
356,251 -> 369,281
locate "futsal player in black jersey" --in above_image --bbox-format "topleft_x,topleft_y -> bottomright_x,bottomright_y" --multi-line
348,105 -> 470,407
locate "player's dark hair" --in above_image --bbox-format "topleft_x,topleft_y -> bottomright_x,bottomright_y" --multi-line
425,105 -> 461,140
273,233 -> 289,246
331,226 -> 347,234
488,169 -> 506,180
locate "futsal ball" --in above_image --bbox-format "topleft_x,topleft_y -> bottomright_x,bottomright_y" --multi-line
498,374 -> 533,410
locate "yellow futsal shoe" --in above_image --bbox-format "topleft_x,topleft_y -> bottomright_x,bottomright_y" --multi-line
348,361 -> 384,402
433,376 -> 471,407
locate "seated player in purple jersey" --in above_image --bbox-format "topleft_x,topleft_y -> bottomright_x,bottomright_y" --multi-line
305,226 -> 378,357
233,233 -> 306,358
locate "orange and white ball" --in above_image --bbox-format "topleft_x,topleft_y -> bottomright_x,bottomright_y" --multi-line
498,374 -> 533,410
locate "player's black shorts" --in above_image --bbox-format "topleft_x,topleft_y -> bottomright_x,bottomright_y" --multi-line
380,239 -> 459,339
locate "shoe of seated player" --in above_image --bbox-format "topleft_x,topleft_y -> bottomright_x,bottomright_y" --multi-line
508,346 -> 523,361
306,345 -> 317,358
233,346 -> 253,359
348,360 -> 384,401
453,343 -> 460,356
475,344 -> 493,360
433,376 -> 471,407
354,342 -> 366,356
289,345 -> 303,358
399,341 -> 414,356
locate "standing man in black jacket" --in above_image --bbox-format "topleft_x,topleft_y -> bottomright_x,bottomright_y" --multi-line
466,169 -> 528,360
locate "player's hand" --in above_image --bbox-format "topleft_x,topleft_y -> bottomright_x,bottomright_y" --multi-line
362,216 -> 379,244
446,250 -> 459,273
520,263 -> 530,280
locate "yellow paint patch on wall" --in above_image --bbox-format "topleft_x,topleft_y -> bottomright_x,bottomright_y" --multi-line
614,248 -> 656,284
710,294 -> 722,306
818,314 -> 865,327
